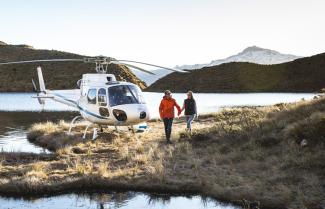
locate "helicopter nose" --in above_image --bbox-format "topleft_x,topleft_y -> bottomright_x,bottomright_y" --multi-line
113,104 -> 149,123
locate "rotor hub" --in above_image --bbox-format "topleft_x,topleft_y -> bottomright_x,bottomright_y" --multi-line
83,56 -> 117,73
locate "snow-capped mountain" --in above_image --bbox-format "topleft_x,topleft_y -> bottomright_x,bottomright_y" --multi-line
176,46 -> 301,70
132,46 -> 301,86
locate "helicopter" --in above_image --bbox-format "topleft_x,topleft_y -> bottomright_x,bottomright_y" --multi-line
0,57 -> 186,139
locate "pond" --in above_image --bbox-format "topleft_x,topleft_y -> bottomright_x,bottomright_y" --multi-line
0,192 -> 241,209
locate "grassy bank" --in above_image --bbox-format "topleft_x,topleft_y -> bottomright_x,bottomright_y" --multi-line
0,96 -> 324,209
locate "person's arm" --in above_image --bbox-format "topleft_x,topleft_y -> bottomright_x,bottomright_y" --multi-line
159,100 -> 164,119
194,100 -> 198,119
181,101 -> 185,112
174,100 -> 182,116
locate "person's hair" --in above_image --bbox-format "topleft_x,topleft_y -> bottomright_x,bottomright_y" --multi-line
164,90 -> 171,95
187,91 -> 194,99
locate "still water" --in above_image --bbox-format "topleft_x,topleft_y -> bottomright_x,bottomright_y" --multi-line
0,92 -> 317,153
0,111 -> 77,153
0,92 -> 317,116
0,192 -> 240,209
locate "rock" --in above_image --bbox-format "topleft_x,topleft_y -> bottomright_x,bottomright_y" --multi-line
300,139 -> 308,147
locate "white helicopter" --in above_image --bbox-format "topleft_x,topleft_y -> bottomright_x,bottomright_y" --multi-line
0,57 -> 186,139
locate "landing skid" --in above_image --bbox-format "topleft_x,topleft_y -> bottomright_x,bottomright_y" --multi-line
65,116 -> 148,140
83,123 -> 97,140
66,115 -> 99,140
68,115 -> 83,134
113,123 -> 149,133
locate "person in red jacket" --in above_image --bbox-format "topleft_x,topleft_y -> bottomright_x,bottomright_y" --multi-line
159,90 -> 181,143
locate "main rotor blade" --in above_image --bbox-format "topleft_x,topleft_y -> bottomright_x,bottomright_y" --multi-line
0,59 -> 83,65
111,61 -> 156,75
116,60 -> 187,73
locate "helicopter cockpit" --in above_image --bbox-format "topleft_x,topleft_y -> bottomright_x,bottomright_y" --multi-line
83,83 -> 148,123
108,85 -> 145,107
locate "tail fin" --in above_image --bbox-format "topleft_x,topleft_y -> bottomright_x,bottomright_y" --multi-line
37,66 -> 46,92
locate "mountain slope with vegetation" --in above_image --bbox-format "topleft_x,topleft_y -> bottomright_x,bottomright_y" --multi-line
146,53 -> 325,93
0,41 -> 146,91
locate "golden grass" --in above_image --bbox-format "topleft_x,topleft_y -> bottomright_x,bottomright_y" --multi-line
0,96 -> 324,209
24,162 -> 48,179
97,162 -> 110,177
29,121 -> 59,134
73,159 -> 94,175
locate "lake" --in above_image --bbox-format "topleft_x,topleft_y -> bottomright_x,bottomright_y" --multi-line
0,91 -> 317,114
0,92 -> 317,153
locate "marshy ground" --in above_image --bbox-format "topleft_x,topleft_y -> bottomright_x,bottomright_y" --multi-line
0,96 -> 324,209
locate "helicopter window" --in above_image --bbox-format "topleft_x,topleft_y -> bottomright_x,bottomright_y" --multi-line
128,85 -> 146,104
108,85 -> 144,106
98,88 -> 107,106
87,89 -> 97,104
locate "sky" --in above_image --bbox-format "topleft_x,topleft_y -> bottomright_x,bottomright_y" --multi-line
1,0 -> 325,67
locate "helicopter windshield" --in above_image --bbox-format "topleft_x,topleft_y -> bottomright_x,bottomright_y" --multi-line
108,85 -> 145,107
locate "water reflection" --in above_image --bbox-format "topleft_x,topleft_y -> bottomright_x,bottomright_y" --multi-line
0,192 -> 241,209
0,112 -> 78,153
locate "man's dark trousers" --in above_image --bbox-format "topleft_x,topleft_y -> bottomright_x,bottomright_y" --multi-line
163,118 -> 173,141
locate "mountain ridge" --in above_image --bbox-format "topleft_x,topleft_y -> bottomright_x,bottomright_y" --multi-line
132,46 -> 301,86
0,41 -> 146,92
146,52 -> 325,93
176,46 -> 301,70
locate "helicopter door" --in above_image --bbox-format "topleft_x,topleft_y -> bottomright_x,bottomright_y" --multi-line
98,88 -> 110,117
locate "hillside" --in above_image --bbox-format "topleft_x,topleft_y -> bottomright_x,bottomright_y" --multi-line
0,41 -> 146,92
146,53 -> 325,93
